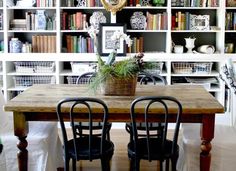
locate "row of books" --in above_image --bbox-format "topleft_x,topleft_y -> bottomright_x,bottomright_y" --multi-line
172,11 -> 191,30
127,37 -> 144,53
65,35 -> 144,53
225,12 -> 236,30
35,0 -> 56,7
146,12 -> 168,30
32,35 -> 56,53
66,35 -> 95,53
61,12 -> 87,30
171,0 -> 218,7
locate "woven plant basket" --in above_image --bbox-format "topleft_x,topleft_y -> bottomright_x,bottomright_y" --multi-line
101,75 -> 137,96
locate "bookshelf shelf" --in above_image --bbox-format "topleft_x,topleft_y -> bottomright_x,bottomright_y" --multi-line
59,7 -> 105,10
123,7 -> 168,9
171,7 -> 220,9
171,30 -> 221,33
7,30 -> 57,33
61,30 -> 87,33
7,7 -> 57,10
127,30 -> 168,33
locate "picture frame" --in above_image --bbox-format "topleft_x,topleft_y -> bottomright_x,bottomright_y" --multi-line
98,23 -> 126,56
190,15 -> 210,30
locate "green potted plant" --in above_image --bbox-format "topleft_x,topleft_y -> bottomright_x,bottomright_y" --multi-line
87,26 -> 155,95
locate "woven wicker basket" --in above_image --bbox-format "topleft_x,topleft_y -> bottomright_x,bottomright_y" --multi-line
101,75 -> 137,96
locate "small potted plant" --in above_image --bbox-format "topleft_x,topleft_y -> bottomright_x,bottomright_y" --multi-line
87,26 -> 156,95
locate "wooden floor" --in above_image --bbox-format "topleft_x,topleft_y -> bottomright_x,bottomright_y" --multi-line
58,128 -> 161,171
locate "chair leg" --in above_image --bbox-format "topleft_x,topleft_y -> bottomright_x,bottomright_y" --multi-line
101,158 -> 111,171
171,156 -> 178,171
72,159 -> 76,171
130,158 -> 140,171
65,157 -> 70,171
107,132 -> 111,141
160,160 -> 163,171
165,159 -> 169,171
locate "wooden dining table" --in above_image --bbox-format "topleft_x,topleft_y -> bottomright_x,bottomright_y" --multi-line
4,84 -> 224,171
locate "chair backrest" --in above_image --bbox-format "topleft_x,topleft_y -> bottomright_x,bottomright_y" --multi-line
56,97 -> 110,159
139,71 -> 167,85
130,96 -> 182,160
76,72 -> 96,84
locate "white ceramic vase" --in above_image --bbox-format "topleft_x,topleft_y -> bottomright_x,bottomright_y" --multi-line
36,10 -> 46,30
185,38 -> 196,53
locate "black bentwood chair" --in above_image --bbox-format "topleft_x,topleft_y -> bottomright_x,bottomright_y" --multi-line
127,96 -> 182,171
75,72 -> 112,140
56,97 -> 114,171
125,72 -> 167,142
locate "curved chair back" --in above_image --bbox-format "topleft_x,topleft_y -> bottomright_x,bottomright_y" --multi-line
56,97 -> 114,170
76,72 -> 96,84
75,72 -> 111,140
125,72 -> 167,140
128,96 -> 182,171
139,71 -> 167,85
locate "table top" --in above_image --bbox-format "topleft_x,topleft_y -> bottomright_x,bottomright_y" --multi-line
4,84 -> 224,116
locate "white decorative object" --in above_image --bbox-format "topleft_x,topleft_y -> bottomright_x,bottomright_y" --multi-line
185,37 -> 195,53
197,45 -> 215,54
130,12 -> 146,30
36,10 -> 47,30
16,0 -> 35,7
190,15 -> 210,30
6,0 -> 14,7
174,45 -> 184,53
9,38 -> 22,53
89,11 -> 106,29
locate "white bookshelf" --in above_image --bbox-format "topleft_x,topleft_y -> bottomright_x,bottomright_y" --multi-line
0,0 -> 234,124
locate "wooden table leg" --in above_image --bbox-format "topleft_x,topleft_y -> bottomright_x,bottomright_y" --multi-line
200,115 -> 215,171
14,112 -> 29,171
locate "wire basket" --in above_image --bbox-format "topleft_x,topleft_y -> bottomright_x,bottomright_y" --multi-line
172,62 -> 194,74
13,76 -> 56,88
172,62 -> 213,74
67,76 -> 91,84
70,62 -> 97,74
14,61 -> 55,73
144,62 -> 164,75
193,62 -> 213,74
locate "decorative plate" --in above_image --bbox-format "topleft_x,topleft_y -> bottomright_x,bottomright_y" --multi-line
89,11 -> 107,29
130,12 -> 146,30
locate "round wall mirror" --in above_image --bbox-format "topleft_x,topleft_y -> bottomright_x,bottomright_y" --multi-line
100,0 -> 126,15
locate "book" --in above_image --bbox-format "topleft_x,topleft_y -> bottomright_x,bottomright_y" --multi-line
43,35 -> 48,53
66,35 -> 71,53
32,35 -> 37,52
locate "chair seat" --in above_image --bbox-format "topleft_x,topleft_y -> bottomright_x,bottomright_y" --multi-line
0,122 -> 64,171
128,138 -> 179,160
178,123 -> 236,171
67,137 -> 114,160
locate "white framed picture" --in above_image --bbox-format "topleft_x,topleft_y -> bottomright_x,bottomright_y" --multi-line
190,15 -> 210,30
98,23 -> 126,56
